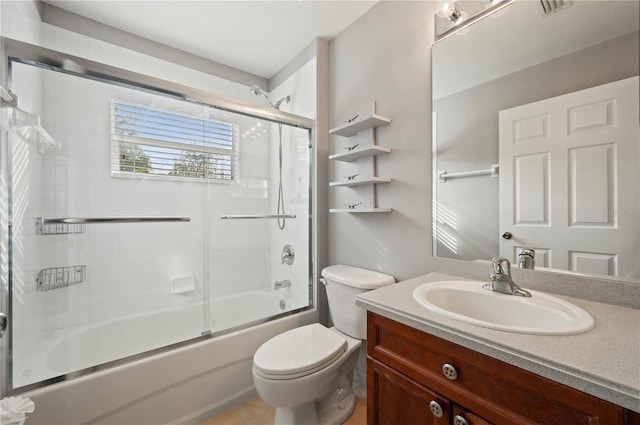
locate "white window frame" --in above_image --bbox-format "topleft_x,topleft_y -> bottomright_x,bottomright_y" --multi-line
111,100 -> 239,182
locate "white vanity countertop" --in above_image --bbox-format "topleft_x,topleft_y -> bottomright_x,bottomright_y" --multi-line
355,272 -> 640,412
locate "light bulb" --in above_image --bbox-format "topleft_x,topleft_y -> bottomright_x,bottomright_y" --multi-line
436,0 -> 455,18
436,0 -> 462,24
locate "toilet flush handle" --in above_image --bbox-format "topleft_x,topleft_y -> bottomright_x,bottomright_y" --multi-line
319,278 -> 327,286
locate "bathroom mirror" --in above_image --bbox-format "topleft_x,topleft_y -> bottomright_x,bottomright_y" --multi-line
432,0 -> 639,282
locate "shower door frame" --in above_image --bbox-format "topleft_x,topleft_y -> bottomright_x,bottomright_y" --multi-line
0,36 -> 317,396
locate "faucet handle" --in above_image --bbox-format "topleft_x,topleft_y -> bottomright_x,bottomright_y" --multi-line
485,256 -> 532,297
491,257 -> 511,276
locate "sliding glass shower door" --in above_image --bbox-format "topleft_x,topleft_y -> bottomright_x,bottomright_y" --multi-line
5,59 -> 312,391
208,119 -> 311,332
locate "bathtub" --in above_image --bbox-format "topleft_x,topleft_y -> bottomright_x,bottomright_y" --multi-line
15,290 -> 316,424
40,290 -> 294,376
209,289 -> 293,333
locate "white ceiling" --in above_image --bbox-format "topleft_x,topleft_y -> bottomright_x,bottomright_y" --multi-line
43,0 -> 378,79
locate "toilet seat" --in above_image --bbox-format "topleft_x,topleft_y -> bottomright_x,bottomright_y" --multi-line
253,324 -> 347,380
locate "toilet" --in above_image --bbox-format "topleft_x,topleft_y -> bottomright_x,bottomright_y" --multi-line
252,265 -> 395,425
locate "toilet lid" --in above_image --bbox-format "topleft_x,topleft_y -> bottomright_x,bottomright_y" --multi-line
253,324 -> 347,379
321,265 -> 395,289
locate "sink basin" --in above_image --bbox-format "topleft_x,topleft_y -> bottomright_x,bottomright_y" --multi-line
412,281 -> 594,335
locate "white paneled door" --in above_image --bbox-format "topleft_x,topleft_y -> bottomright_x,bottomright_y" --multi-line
499,76 -> 639,278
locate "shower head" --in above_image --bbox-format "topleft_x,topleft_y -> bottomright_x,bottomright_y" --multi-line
250,85 -> 263,97
250,84 -> 275,108
273,95 -> 291,110
249,85 -> 291,110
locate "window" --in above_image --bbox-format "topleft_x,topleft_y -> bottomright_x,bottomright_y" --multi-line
111,100 -> 239,181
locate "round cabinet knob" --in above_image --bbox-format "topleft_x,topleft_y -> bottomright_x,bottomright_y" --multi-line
502,232 -> 513,240
454,415 -> 469,425
442,363 -> 458,380
429,400 -> 444,418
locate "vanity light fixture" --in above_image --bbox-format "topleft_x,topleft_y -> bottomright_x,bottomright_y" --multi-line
436,0 -> 462,24
435,0 -> 515,41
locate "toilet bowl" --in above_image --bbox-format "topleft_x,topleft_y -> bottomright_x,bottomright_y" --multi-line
253,324 -> 361,425
252,265 -> 395,425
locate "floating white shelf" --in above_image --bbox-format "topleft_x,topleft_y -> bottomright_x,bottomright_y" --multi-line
329,145 -> 391,162
330,208 -> 393,213
329,101 -> 392,214
330,177 -> 392,187
329,113 -> 391,137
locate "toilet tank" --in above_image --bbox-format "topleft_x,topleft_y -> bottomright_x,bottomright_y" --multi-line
321,265 -> 395,339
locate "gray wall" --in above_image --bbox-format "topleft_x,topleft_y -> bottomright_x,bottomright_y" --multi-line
433,31 -> 639,263
328,1 -> 437,282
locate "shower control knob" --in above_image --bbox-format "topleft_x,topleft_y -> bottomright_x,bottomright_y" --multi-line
281,244 -> 295,265
429,400 -> 444,418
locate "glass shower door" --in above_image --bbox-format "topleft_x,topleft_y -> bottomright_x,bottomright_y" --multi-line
5,56 -> 314,392
206,113 -> 312,333
8,61 -> 208,389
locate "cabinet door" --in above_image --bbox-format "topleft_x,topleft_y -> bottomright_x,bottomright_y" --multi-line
453,405 -> 493,425
368,358 -> 450,425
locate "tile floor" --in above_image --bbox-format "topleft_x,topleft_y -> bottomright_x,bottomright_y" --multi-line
202,389 -> 367,425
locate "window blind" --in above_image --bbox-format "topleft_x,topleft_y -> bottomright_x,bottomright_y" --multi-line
111,100 -> 239,181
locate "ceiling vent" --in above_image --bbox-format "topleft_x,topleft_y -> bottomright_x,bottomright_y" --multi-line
538,0 -> 571,17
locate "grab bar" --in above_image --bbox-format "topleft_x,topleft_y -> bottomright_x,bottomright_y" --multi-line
438,164 -> 499,182
220,214 -> 296,220
38,216 -> 190,224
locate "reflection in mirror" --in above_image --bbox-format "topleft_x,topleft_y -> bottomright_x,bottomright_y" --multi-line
432,1 -> 639,282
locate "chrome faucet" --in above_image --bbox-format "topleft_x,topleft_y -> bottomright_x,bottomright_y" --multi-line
518,248 -> 535,270
274,279 -> 291,290
482,257 -> 531,297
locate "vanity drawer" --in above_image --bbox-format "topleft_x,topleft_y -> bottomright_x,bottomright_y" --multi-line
367,312 -> 625,425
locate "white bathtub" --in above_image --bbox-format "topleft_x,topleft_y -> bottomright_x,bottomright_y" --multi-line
38,289 -> 294,376
209,289 -> 293,333
15,290 -> 316,424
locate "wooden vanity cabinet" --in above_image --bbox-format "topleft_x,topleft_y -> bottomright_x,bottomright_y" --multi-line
367,312 -> 629,425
